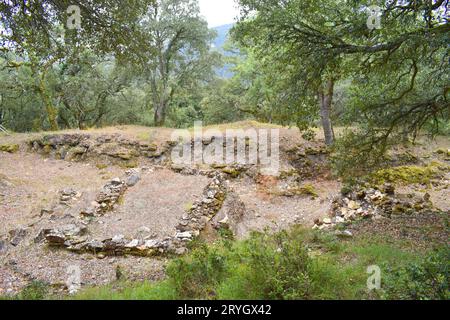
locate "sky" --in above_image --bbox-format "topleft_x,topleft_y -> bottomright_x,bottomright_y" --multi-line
198,0 -> 240,27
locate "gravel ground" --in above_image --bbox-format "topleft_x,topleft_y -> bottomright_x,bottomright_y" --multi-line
0,151 -> 122,235
90,168 -> 209,239
230,176 -> 341,239
348,211 -> 449,251
0,127 -> 448,297
0,151 -> 164,295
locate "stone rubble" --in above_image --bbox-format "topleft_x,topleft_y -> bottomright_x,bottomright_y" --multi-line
125,170 -> 141,187
313,183 -> 434,230
176,172 -> 227,234
59,188 -> 81,206
211,190 -> 246,234
45,172 -> 228,257
9,228 -> 28,247
29,133 -> 173,164
81,178 -> 127,217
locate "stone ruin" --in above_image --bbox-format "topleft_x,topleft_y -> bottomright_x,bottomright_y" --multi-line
313,183 -> 434,230
43,172 -> 228,257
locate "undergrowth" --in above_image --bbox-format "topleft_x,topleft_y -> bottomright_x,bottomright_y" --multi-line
69,226 -> 447,300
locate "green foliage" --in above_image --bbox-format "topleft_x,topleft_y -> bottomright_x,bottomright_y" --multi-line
217,227 -> 235,241
382,249 -> 449,300
219,231 -> 313,300
330,129 -> 392,181
201,78 -> 246,125
0,0 -> 222,131
166,244 -> 228,298
426,119 -> 450,137
72,226 -> 444,300
297,184 -> 319,198
17,281 -> 49,300
2,0 -> 447,140
301,129 -> 317,142
233,0 -> 449,148
73,281 -> 178,300
137,0 -> 221,126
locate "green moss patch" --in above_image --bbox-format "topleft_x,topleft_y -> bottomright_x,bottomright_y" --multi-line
0,144 -> 19,153
221,167 -> 243,178
120,160 -> 139,169
271,183 -> 319,198
368,162 -> 449,186
96,163 -> 108,170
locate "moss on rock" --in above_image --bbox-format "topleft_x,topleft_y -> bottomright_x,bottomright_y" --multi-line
42,145 -> 53,154
65,146 -> 87,160
221,167 -> 242,178
96,163 -> 108,170
0,144 -> 19,153
368,162 -> 449,186
272,183 -> 319,198
435,148 -> 450,157
120,160 -> 138,169
279,169 -> 299,179
298,184 -> 319,198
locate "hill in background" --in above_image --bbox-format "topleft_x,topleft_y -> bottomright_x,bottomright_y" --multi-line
212,23 -> 234,78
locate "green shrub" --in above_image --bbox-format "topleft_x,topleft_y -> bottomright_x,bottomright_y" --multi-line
18,281 -> 49,300
216,231 -> 313,300
166,244 -> 228,298
72,227 -> 442,300
301,129 -> 317,142
0,144 -> 19,153
330,130 -> 391,182
382,248 -> 449,300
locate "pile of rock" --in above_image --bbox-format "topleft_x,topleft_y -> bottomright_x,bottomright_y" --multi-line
44,224 -> 88,247
125,169 -> 141,187
9,228 -> 28,246
211,190 -> 246,234
176,172 -> 227,234
0,227 -> 29,251
60,188 -> 81,206
81,178 -> 127,217
45,227 -> 195,257
313,184 -> 433,230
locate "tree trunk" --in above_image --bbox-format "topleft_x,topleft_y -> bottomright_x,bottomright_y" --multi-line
32,56 -> 60,131
38,77 -> 59,131
150,73 -> 168,127
154,102 -> 167,127
0,95 -> 4,125
318,79 -> 335,146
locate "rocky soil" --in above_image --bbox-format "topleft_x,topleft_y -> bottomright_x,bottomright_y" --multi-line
0,125 -> 448,296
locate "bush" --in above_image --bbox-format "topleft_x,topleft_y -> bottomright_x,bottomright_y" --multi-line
72,227 -> 443,300
368,162 -> 448,186
218,231 -> 313,300
18,281 -> 49,300
166,244 -> 228,298
382,248 -> 449,300
330,129 -> 391,182
166,229 -> 353,300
